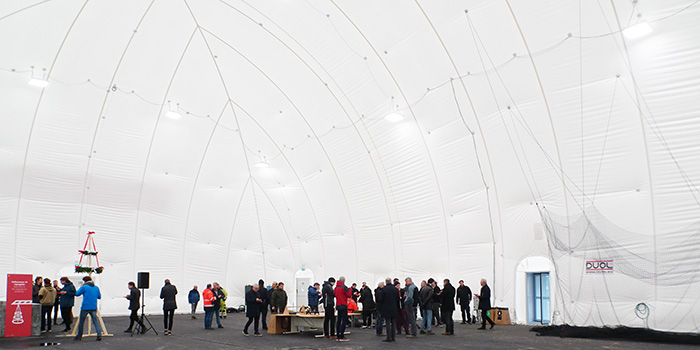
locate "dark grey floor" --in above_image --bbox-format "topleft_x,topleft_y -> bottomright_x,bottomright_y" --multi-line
0,313 -> 696,350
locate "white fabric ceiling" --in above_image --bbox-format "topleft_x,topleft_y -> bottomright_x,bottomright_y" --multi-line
1,0 -> 699,331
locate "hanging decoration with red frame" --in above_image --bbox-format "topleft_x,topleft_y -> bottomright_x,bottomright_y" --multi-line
75,231 -> 104,274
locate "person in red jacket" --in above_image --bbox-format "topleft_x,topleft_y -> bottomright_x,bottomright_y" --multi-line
334,276 -> 353,342
202,284 -> 216,329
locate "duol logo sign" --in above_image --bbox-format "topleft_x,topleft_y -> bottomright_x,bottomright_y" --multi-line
586,260 -> 613,273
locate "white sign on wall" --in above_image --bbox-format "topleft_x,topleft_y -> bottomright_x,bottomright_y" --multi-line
585,260 -> 613,274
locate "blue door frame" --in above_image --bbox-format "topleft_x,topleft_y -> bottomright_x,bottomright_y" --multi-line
527,272 -> 550,324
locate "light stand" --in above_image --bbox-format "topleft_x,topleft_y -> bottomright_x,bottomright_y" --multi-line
131,288 -> 157,336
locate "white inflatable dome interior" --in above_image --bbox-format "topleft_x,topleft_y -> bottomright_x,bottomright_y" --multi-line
1,0 -> 699,332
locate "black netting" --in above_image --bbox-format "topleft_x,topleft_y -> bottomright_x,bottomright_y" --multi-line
531,325 -> 700,345
542,206 -> 700,286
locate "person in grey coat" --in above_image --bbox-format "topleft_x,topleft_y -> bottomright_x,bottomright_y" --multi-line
419,280 -> 434,335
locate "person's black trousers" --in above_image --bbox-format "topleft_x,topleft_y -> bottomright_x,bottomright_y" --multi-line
260,307 -> 268,329
164,309 -> 175,330
40,305 -> 52,331
362,307 -> 373,327
460,304 -> 471,323
443,309 -> 454,333
432,304 -> 441,325
385,317 -> 396,341
244,314 -> 260,334
60,307 -> 73,330
324,309 -> 335,336
128,309 -> 139,329
481,309 -> 495,327
52,301 -> 60,324
336,308 -> 348,338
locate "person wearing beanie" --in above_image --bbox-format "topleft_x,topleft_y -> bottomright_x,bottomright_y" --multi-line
74,276 -> 102,341
39,278 -> 57,332
258,279 -> 269,330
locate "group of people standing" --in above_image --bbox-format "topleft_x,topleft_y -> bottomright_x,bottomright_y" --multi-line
233,275 -> 496,343
32,273 -> 495,344
35,275 -> 105,341
122,278 -> 179,335
240,280 -> 288,336
313,276 -> 497,342
186,282 -> 247,331
185,279 -> 289,336
32,276 -> 77,334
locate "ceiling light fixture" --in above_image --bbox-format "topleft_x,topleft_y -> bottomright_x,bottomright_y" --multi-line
623,21 -> 653,39
165,110 -> 182,119
255,152 -> 270,168
254,160 -> 270,168
28,78 -> 50,88
165,101 -> 182,119
28,66 -> 49,88
385,112 -> 404,122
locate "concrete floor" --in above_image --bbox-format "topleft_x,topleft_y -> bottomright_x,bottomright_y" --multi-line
0,313 -> 697,349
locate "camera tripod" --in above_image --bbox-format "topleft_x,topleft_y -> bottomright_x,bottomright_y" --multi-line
131,288 -> 158,336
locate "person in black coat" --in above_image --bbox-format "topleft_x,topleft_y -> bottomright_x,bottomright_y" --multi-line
124,281 -> 144,333
456,280 -> 472,324
321,278 -> 336,338
32,276 -> 43,303
58,277 -> 76,332
350,283 -> 360,303
52,280 -> 61,325
258,280 -> 269,330
243,284 -> 263,336
374,282 -> 385,336
429,278 -> 442,327
379,278 -> 400,342
476,278 -> 495,329
160,279 -> 178,335
358,282 -> 375,328
440,279 -> 456,335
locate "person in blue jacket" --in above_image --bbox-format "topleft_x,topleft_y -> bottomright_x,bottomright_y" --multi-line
188,285 -> 200,319
58,277 -> 76,332
74,276 -> 102,341
308,283 -> 321,314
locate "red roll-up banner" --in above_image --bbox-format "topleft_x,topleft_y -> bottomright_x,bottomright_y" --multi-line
5,274 -> 33,337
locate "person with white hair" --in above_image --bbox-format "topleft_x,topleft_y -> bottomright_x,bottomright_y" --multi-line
334,276 -> 353,342
475,278 -> 495,330
243,283 -> 263,336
